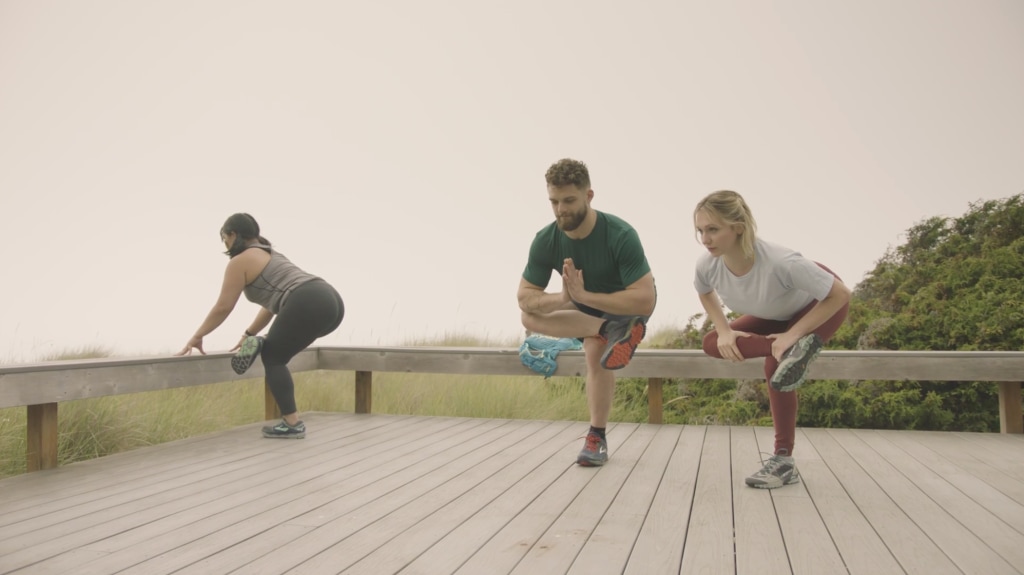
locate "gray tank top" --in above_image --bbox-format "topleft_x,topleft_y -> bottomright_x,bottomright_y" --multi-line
242,246 -> 319,313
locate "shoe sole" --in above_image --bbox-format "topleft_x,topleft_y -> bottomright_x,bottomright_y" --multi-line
576,456 -> 607,467
745,474 -> 800,489
770,335 -> 823,392
262,432 -> 305,439
231,337 -> 264,375
745,472 -> 798,484
600,319 -> 646,370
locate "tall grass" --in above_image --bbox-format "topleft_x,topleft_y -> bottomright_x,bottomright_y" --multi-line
2,332 -> 657,478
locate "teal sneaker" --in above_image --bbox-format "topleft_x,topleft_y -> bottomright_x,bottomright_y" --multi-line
262,419 -> 306,439
770,333 -> 823,392
231,335 -> 264,375
576,431 -> 608,467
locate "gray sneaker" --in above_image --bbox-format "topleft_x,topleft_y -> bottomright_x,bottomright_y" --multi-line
262,419 -> 306,439
576,431 -> 608,466
745,453 -> 800,489
232,335 -> 264,375
770,333 -> 823,392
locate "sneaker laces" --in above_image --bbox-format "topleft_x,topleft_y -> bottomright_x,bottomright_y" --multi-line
583,432 -> 602,451
756,452 -> 788,476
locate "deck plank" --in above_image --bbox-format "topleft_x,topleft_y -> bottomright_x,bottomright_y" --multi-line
855,429 -> 1024,572
877,430 -> 1024,536
679,424 -> 735,575
918,431 -> 1024,507
621,425 -> 704,575
838,429 -> 1018,574
732,426 -> 790,575
190,419 -> 573,575
306,420 -> 588,575
508,423 -> 657,574
449,425 -> 639,575
2,414 -> 1022,575
395,422 -> 594,575
795,429 -> 904,575
19,414 -> 468,574
565,424 -> 683,575
754,426 -> 849,575
807,428 -> 962,575
113,416 -> 520,575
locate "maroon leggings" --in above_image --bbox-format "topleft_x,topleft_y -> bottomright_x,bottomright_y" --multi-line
701,265 -> 848,456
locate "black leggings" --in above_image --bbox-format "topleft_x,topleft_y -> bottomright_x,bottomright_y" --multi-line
261,279 -> 344,415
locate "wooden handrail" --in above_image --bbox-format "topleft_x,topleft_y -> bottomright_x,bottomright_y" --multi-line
2,347 -> 1022,471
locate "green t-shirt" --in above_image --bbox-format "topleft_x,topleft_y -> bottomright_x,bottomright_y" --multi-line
522,211 -> 651,294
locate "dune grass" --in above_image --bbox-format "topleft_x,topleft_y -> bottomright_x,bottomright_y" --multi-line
0,331 -> 656,478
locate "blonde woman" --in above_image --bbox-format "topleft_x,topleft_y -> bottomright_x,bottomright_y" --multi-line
693,190 -> 850,488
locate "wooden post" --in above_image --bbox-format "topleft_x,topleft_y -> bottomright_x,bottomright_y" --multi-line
355,371 -> 372,414
27,403 -> 58,471
264,383 -> 281,421
998,382 -> 1023,434
648,377 -> 664,424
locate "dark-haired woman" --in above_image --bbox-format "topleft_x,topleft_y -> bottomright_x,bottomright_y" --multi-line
176,213 -> 345,438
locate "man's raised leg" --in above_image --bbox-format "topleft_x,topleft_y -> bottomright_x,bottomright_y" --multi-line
521,310 -> 604,340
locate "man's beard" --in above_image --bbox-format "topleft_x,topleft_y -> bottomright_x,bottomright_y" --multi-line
556,204 -> 588,232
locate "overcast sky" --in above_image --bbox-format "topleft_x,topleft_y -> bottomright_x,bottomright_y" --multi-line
1,0 -> 1022,361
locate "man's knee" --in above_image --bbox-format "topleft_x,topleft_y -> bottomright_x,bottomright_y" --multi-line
582,337 -> 608,369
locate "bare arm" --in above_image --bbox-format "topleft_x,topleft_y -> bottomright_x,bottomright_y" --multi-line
698,290 -> 733,334
245,307 -> 275,336
191,259 -> 248,338
229,307 -> 276,351
568,271 -> 657,317
698,289 -> 750,361
176,255 -> 251,355
785,277 -> 851,340
517,278 -> 571,314
766,277 -> 851,360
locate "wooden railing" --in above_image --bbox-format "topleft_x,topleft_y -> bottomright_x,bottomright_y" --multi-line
2,347 -> 1022,472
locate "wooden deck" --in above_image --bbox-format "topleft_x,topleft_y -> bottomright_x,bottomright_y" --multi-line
1,413 -> 1023,575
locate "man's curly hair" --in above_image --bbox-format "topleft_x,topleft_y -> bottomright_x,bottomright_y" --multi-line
545,158 -> 590,189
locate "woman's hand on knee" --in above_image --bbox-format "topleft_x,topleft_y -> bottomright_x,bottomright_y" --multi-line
717,329 -> 750,362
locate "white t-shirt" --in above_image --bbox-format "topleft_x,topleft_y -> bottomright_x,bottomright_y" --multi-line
693,238 -> 835,321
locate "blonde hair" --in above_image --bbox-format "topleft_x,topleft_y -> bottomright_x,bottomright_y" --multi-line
694,190 -> 758,259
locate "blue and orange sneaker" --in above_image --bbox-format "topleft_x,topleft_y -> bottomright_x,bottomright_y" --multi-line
576,431 -> 608,466
599,316 -> 646,370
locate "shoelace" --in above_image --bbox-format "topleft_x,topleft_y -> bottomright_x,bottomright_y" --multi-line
583,433 -> 602,451
756,452 -> 787,476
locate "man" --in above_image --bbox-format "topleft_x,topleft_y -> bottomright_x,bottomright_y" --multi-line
518,158 -> 657,466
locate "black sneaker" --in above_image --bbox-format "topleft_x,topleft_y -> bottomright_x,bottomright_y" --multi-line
231,335 -> 264,375
262,419 -> 306,439
770,333 -> 823,392
599,316 -> 646,370
745,452 -> 800,489
576,431 -> 608,466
